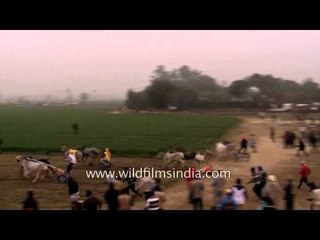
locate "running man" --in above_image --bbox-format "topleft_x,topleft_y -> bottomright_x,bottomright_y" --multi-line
66,148 -> 77,173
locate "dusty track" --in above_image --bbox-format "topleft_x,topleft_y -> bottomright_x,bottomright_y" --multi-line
1,117 -> 319,209
160,118 -> 320,210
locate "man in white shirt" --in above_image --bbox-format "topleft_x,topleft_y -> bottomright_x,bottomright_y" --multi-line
66,149 -> 77,173
308,183 -> 320,210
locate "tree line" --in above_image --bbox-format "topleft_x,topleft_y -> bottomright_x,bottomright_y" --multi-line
126,65 -> 320,110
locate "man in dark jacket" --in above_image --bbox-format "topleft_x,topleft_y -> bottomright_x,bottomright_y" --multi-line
308,132 -> 317,150
68,177 -> 80,209
104,183 -> 119,210
296,138 -> 308,156
68,177 -> 79,196
22,191 -> 38,210
239,137 -> 248,153
82,190 -> 102,211
284,177 -> 295,210
122,167 -> 142,197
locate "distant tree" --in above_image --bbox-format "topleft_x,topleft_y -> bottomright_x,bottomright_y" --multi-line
127,65 -> 223,110
228,73 -> 318,104
228,80 -> 250,98
169,87 -> 198,109
126,89 -> 149,110
178,65 -> 201,80
300,78 -> 320,102
151,65 -> 170,81
145,80 -> 176,109
126,65 -> 320,110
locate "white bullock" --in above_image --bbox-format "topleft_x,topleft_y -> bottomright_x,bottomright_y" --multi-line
215,142 -> 236,160
157,152 -> 185,168
215,142 -> 228,153
16,156 -> 53,183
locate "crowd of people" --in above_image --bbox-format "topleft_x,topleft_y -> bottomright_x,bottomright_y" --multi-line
65,169 -> 166,210
22,158 -> 318,211
21,121 -> 320,211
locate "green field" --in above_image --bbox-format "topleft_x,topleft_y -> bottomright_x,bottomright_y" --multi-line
0,106 -> 239,156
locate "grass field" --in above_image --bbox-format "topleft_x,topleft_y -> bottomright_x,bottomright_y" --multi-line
0,106 -> 239,157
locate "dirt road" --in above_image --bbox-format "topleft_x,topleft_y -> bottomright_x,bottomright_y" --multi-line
159,118 -> 320,210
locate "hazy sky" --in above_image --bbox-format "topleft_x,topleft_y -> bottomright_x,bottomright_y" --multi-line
1,30 -> 320,100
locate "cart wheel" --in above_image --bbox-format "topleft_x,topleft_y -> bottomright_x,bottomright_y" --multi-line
58,175 -> 67,183
100,160 -> 111,170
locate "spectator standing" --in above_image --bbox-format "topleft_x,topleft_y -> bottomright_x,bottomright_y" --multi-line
104,182 -> 119,210
239,137 -> 248,153
261,175 -> 283,209
248,134 -> 257,153
136,173 -> 156,199
220,189 -> 237,210
153,178 -> 166,210
270,126 -> 276,142
22,191 -> 38,210
144,191 -> 160,210
212,171 -> 226,209
118,188 -> 133,210
284,177 -> 295,210
82,190 -> 102,211
308,183 -> 320,210
232,179 -> 247,209
189,177 -> 204,210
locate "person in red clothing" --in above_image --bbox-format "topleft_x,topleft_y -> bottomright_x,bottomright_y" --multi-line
185,167 -> 197,188
298,161 -> 311,189
200,165 -> 212,174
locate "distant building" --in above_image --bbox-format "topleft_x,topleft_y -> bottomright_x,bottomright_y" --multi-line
269,103 -> 293,112
247,86 -> 261,94
167,106 -> 178,111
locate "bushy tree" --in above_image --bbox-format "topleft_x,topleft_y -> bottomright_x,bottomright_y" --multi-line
126,67 -> 320,110
126,89 -> 149,110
